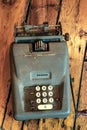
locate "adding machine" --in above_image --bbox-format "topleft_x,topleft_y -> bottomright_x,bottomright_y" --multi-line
10,22 -> 70,120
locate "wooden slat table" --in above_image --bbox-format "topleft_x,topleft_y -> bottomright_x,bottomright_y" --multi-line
0,0 -> 87,130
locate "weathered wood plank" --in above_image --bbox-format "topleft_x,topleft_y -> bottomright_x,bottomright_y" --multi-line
75,62 -> 87,130
0,0 -> 27,129
27,0 -> 46,25
3,94 -> 22,130
23,120 -> 38,130
60,0 -> 87,129
59,0 -> 87,129
27,0 -> 59,25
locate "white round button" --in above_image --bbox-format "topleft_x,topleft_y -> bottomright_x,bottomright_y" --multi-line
36,92 -> 41,97
48,91 -> 53,97
35,86 -> 40,91
42,92 -> 47,97
43,98 -> 48,103
49,98 -> 54,103
48,85 -> 53,90
36,98 -> 41,104
42,86 -> 46,91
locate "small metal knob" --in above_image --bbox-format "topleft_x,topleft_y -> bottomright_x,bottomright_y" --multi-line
64,33 -> 69,41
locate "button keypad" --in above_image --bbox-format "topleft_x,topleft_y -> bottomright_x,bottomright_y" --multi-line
24,83 -> 64,112
35,85 -> 54,110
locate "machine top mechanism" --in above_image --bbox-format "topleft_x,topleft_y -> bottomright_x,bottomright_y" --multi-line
14,22 -> 69,43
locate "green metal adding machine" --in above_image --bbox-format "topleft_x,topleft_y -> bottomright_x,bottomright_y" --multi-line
10,22 -> 70,120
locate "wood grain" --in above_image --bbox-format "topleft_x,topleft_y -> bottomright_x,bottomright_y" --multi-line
27,0 -> 59,25
76,62 -> 87,130
3,94 -> 22,130
0,0 -> 27,129
0,0 -> 87,129
60,0 -> 87,129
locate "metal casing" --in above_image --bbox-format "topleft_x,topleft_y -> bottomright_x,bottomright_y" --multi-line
11,41 -> 70,120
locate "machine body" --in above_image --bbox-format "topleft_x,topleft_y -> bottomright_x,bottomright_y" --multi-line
11,22 -> 70,120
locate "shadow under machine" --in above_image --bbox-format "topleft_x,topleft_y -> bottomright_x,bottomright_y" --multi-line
11,22 -> 70,120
